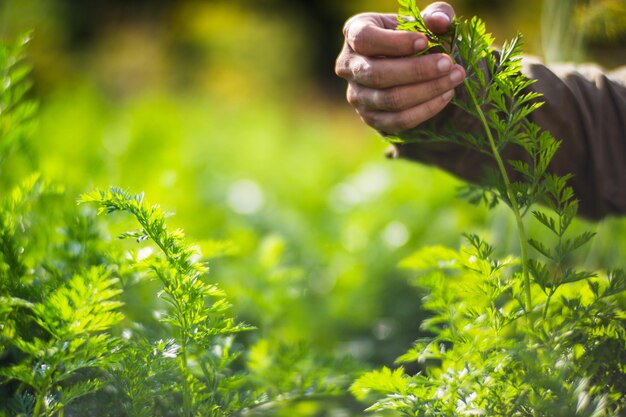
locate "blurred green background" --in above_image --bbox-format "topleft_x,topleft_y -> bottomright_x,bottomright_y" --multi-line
1,0 -> 625,413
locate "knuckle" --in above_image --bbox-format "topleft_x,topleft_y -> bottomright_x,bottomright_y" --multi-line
378,88 -> 401,111
343,13 -> 367,38
346,85 -> 359,106
335,43 -> 357,79
360,111 -> 383,130
335,55 -> 349,78
346,23 -> 365,51
430,76 -> 452,96
410,57 -> 430,81
359,112 -> 382,130
342,18 -> 353,37
353,59 -> 377,85
347,23 -> 375,55
411,54 -> 443,81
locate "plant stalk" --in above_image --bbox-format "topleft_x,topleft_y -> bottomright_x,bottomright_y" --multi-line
33,394 -> 43,417
543,290 -> 554,321
464,81 -> 533,313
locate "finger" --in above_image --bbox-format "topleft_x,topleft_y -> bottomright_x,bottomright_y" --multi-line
348,65 -> 466,111
335,42 -> 355,80
422,2 -> 456,34
359,91 -> 455,134
344,13 -> 428,57
347,53 -> 455,88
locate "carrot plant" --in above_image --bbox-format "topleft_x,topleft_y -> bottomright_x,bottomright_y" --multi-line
351,1 -> 626,415
0,34 -> 349,417
0,180 -> 260,416
1,181 -> 347,416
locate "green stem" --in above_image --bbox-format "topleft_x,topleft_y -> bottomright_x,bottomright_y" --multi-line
33,372 -> 53,417
464,81 -> 532,313
180,356 -> 193,416
543,290 -> 554,321
174,295 -> 193,416
129,204 -> 196,415
33,393 -> 44,417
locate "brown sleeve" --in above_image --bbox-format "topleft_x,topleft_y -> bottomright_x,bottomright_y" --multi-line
388,59 -> 626,221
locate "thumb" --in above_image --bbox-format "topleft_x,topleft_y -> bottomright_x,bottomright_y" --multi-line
422,2 -> 456,34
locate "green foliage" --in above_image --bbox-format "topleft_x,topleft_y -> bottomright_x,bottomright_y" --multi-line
0,33 -> 37,190
1,267 -> 122,416
79,187 -> 259,417
0,174 -> 122,416
2,5 -> 624,417
351,2 -> 626,416
1,34 -> 356,417
397,0 -> 458,54
0,177 -> 263,416
0,32 -> 34,154
355,237 -> 626,415
2,175 -> 353,416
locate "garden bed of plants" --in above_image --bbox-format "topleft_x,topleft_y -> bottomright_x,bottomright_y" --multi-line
2,1 -> 625,416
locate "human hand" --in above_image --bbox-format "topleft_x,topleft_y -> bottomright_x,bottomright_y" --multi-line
335,2 -> 466,135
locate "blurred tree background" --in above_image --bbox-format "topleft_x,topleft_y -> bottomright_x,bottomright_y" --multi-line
0,0 -> 625,414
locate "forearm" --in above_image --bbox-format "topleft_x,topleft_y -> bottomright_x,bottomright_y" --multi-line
524,61 -> 626,219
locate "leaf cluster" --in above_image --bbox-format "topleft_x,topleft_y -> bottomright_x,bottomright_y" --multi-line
353,236 -> 626,416
1,179 -> 315,417
0,34 -> 352,417
0,175 -> 123,417
80,187 -> 260,417
0,177 -> 350,416
394,4 -> 553,215
352,2 -> 625,416
397,0 -> 459,54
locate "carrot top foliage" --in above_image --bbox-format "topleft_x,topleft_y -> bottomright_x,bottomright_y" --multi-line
2,3 -> 626,416
0,35 -> 348,417
351,2 -> 626,416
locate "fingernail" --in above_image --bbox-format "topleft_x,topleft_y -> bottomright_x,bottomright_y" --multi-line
431,11 -> 451,24
442,90 -> 454,101
414,37 -> 427,51
437,57 -> 452,72
449,68 -> 464,83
